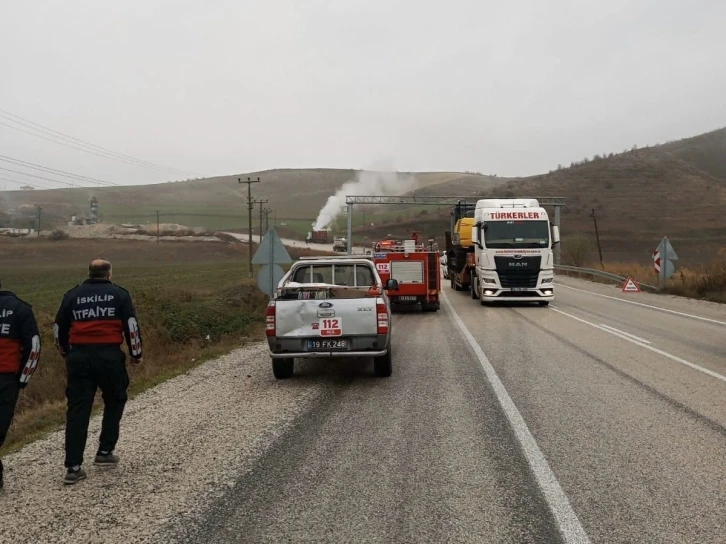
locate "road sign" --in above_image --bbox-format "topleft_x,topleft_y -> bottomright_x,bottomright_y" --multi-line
252,227 -> 292,265
257,264 -> 285,297
656,236 -> 678,261
622,277 -> 641,293
655,236 -> 677,281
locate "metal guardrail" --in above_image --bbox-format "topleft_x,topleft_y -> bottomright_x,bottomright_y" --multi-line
554,264 -> 660,292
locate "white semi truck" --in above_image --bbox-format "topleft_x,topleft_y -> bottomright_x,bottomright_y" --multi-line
469,198 -> 560,306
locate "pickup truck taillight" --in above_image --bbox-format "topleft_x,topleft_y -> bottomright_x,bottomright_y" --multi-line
377,302 -> 389,334
265,302 -> 276,337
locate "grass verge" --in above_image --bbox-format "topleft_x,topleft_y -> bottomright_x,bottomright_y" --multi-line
0,237 -> 332,454
559,258 -> 726,304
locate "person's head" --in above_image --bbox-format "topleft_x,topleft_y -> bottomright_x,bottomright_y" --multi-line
89,258 -> 112,280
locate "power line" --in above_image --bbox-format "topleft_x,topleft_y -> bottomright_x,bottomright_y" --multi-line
0,165 -> 93,189
0,111 -> 203,178
0,175 -> 54,190
0,155 -> 116,187
0,108 -> 202,177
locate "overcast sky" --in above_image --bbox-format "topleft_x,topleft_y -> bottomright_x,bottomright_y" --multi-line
1,0 -> 725,188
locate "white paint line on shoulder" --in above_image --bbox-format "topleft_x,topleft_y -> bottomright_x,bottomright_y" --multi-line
598,324 -> 651,345
558,284 -> 726,327
551,307 -> 726,384
441,291 -> 591,544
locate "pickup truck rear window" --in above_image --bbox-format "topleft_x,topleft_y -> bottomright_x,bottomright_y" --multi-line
291,264 -> 375,287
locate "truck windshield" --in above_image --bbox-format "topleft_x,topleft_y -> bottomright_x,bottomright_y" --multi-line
483,220 -> 550,248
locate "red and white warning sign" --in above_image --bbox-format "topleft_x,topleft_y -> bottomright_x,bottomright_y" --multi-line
319,318 -> 343,337
653,249 -> 661,274
622,277 -> 641,293
376,262 -> 390,274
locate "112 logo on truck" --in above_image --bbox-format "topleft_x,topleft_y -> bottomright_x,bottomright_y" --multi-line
320,318 -> 343,337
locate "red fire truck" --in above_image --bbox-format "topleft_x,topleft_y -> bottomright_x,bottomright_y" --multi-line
372,232 -> 441,312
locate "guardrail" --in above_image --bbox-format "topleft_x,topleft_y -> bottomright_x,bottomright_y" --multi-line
554,264 -> 660,292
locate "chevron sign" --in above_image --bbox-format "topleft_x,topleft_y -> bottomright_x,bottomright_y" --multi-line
653,249 -> 661,273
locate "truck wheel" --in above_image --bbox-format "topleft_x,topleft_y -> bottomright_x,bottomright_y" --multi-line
470,275 -> 479,300
422,302 -> 439,312
538,301 -> 550,307
373,349 -> 392,377
272,358 -> 294,379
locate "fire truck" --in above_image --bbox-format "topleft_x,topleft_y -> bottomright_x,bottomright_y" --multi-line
372,232 -> 441,312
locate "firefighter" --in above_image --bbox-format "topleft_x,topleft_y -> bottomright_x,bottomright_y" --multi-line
54,259 -> 142,485
0,278 -> 41,490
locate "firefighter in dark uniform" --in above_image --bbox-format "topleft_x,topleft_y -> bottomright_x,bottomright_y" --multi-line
54,259 -> 142,485
0,278 -> 41,490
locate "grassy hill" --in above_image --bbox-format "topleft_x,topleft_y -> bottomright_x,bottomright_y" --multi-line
1,128 -> 724,265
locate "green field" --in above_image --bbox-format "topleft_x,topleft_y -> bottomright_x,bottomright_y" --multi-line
0,237 -> 330,453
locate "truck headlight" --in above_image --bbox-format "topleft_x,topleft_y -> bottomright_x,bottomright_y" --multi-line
541,277 -> 553,284
481,278 -> 497,284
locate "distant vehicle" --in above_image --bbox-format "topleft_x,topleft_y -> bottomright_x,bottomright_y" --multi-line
266,256 -> 395,379
333,237 -> 347,252
372,232 -> 441,312
311,229 -> 329,243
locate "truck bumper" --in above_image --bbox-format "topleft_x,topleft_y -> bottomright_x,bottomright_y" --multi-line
480,287 -> 554,302
267,335 -> 389,358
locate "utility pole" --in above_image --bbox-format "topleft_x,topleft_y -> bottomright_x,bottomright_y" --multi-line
238,177 -> 261,278
35,205 -> 42,237
262,207 -> 272,234
253,198 -> 268,243
591,208 -> 604,269
155,210 -> 160,242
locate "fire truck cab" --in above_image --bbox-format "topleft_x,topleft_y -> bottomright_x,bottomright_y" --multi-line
372,232 -> 441,312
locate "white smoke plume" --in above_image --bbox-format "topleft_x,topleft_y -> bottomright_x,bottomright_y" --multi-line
312,169 -> 416,231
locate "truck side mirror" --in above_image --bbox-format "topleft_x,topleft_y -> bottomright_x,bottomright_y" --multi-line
385,279 -> 399,290
552,225 -> 560,245
471,225 -> 479,245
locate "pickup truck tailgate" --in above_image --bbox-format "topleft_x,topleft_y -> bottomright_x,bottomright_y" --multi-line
275,297 -> 378,337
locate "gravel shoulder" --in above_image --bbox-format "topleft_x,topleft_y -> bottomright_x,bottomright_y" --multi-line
0,342 -> 336,544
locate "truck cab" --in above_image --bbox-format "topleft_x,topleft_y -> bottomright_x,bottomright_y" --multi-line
470,199 -> 560,305
266,256 -> 396,379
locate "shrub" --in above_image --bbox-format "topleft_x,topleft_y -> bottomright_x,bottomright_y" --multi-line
49,229 -> 69,241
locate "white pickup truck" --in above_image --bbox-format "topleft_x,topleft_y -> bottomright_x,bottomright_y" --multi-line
333,237 -> 347,252
265,256 -> 397,379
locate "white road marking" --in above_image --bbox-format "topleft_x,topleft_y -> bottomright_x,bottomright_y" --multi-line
598,324 -> 651,345
441,291 -> 591,544
551,307 -> 726,384
558,284 -> 726,326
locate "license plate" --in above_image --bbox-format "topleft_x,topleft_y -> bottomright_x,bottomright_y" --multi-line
510,287 -> 528,292
306,339 -> 348,350
398,296 -> 417,301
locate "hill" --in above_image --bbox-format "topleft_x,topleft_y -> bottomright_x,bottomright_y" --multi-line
351,129 -> 726,266
0,169 -> 506,233
1,127 -> 724,265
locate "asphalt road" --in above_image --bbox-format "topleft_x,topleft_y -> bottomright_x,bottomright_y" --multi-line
171,275 -> 725,544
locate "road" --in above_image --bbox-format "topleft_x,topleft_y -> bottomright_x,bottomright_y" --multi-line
223,231 -> 367,254
2,275 -> 724,544
171,276 -> 726,543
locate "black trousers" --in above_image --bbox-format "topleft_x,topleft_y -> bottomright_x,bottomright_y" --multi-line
0,372 -> 21,475
64,346 -> 129,468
